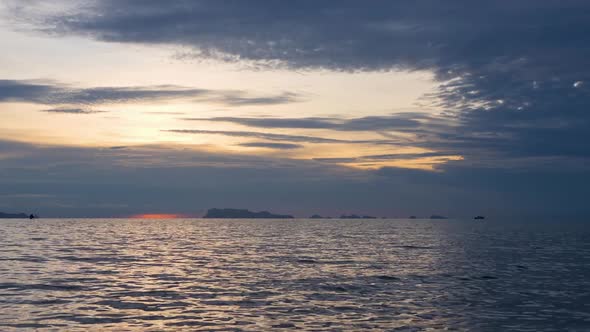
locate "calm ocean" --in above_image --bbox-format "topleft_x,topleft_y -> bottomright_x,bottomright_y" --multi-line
1,218 -> 589,331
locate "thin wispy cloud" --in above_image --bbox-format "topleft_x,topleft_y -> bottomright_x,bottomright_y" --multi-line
0,79 -> 302,107
183,114 -> 423,131
314,152 -> 459,163
40,107 -> 106,114
164,129 -> 397,145
212,92 -> 301,106
238,142 -> 303,150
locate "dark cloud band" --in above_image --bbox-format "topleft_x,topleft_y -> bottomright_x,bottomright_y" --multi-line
6,1 -> 590,165
40,107 -> 106,114
164,129 -> 394,145
183,114 -> 423,131
238,142 -> 303,150
0,79 -> 301,106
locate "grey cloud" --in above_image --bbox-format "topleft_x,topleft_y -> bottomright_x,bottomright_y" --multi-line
314,151 -> 457,164
1,138 -> 588,218
18,1 -> 588,74
0,79 -> 207,104
183,114 -> 422,131
312,157 -> 358,163
215,92 -> 301,106
0,79 -> 301,106
40,107 -> 106,114
196,109 -> 590,167
11,1 -> 590,166
0,138 -> 369,217
4,1 -> 590,217
164,129 -> 395,145
238,142 -> 303,150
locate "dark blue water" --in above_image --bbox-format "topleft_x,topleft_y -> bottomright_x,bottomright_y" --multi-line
0,218 -> 589,331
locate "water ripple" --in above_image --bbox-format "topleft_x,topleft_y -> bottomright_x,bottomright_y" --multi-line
0,218 -> 589,331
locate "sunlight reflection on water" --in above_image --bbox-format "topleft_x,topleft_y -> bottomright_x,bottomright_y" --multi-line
0,218 -> 589,331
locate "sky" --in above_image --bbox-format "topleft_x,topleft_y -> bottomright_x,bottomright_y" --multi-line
1,0 -> 589,218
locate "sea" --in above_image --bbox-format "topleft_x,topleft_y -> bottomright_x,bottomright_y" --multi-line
0,218 -> 589,331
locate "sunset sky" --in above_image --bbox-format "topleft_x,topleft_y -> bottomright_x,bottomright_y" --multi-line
1,1 -> 589,218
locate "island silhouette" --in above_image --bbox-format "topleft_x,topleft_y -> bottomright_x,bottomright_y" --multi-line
203,208 -> 294,219
340,214 -> 377,219
0,211 -> 30,219
310,214 -> 332,219
1,209 -> 458,220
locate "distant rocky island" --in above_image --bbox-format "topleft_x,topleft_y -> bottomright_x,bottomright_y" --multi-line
310,214 -> 332,219
203,208 -> 294,219
0,212 -> 29,219
340,214 -> 377,219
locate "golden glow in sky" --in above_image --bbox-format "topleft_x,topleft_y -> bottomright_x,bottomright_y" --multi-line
0,6 -> 457,171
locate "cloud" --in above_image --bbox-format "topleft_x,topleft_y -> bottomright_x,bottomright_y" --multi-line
0,79 -> 204,104
164,129 -> 396,145
2,1 -> 589,217
213,92 -> 301,106
0,138 -> 367,217
0,79 -> 301,106
10,1 -> 590,166
40,107 -> 106,114
183,114 -> 423,131
238,142 -> 303,150
6,0 -> 457,70
1,138 -> 588,218
15,1 -> 588,74
314,151 -> 458,163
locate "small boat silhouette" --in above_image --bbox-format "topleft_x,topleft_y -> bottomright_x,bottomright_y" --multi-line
474,216 -> 485,220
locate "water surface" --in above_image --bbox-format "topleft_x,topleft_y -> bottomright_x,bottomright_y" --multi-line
0,218 -> 589,331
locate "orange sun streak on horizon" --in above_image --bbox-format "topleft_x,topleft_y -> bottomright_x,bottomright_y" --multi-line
129,213 -> 186,219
